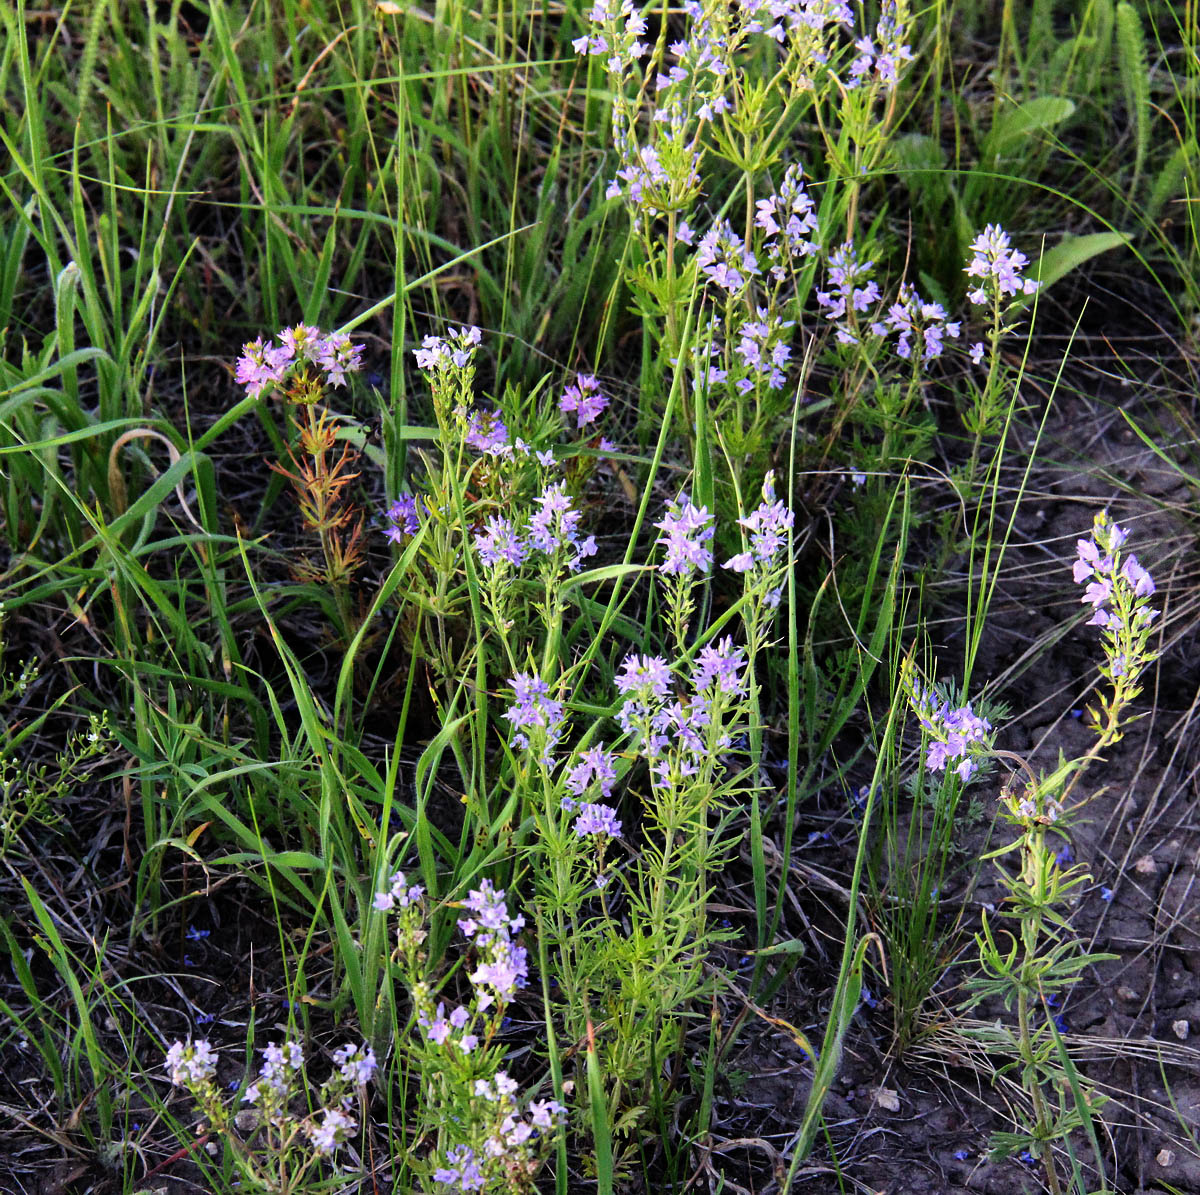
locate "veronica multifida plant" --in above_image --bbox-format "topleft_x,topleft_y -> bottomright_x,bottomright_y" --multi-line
163,1036 -> 376,1195
907,512 -> 1160,1193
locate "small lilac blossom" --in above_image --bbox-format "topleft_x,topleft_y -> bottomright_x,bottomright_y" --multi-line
473,516 -> 529,570
384,493 -> 423,543
652,694 -> 714,756
572,0 -> 648,68
692,636 -> 747,696
332,1043 -> 377,1086
165,1039 -> 217,1088
456,880 -> 528,1011
733,307 -> 794,393
655,493 -> 715,575
465,409 -> 511,457
906,676 -> 993,782
307,1106 -> 356,1154
725,471 -> 793,576
969,341 -> 985,364
414,325 -> 482,371
615,654 -> 673,698
1071,511 -> 1160,688
574,801 -> 622,838
471,951 -> 528,1002
504,673 -> 566,763
424,1002 -> 453,1045
235,337 -> 287,399
756,164 -> 819,277
564,744 -> 618,799
964,224 -> 1040,305
874,283 -> 961,362
434,1144 -> 485,1191
277,324 -> 322,364
559,374 -> 610,426
816,242 -> 881,344
316,333 -> 364,387
695,220 -> 760,293
845,1 -> 913,89
373,868 -> 424,912
529,1098 -> 565,1128
528,482 -> 597,571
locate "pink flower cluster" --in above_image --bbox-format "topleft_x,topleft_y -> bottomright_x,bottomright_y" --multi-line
234,325 -> 363,398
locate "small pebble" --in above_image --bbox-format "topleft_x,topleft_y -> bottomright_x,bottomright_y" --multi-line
1171,1020 -> 1189,1041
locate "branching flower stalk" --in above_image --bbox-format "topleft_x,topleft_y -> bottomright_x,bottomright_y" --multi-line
163,1037 -> 376,1195
913,513 -> 1159,1193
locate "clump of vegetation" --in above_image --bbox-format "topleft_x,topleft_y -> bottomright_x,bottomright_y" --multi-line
2,1 -> 1197,1193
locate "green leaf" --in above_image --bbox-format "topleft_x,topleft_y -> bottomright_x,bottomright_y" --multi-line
983,97 -> 1076,158
1024,231 -> 1129,301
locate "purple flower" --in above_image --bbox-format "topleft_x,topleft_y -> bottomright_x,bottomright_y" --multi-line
964,224 -> 1040,303
332,1043 -> 377,1085
384,494 -> 424,543
373,868 -> 424,912
279,323 -> 323,364
817,242 -> 881,343
529,1098 -> 565,1129
1122,554 -> 1155,597
1082,578 -> 1113,609
907,677 -> 992,781
434,1144 -> 485,1191
573,802 -> 622,838
528,482 -> 597,571
504,673 -> 565,762
844,2 -> 913,89
692,637 -> 746,696
695,220 -> 760,293
878,283 -> 960,362
564,744 -> 618,798
756,164 -> 819,277
655,493 -> 715,575
728,471 -> 793,571
164,1039 -> 217,1088
559,374 -> 610,426
414,325 -> 482,371
307,1106 -> 356,1154
235,336 -> 289,399
316,333 -> 364,387
969,341 -> 984,364
465,409 -> 511,456
733,307 -> 794,392
474,516 -> 528,569
615,654 -> 673,698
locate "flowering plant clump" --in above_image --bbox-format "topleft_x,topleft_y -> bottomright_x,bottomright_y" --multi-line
572,0 -> 917,466
946,514 -> 1164,1192
162,1035 -> 376,1189
374,872 -> 563,1194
